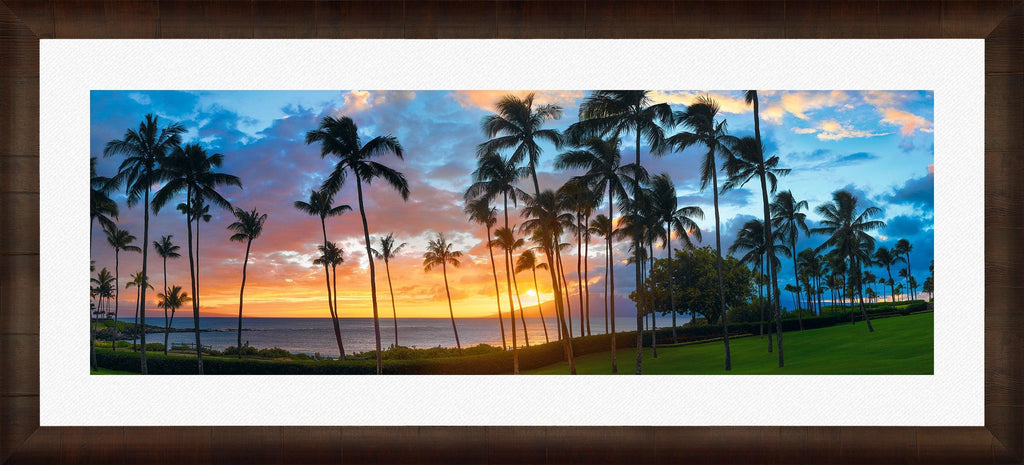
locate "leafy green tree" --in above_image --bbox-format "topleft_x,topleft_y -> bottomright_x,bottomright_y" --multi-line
639,246 -> 754,327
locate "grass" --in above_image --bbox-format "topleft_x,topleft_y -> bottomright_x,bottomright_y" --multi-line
91,367 -> 136,375
526,312 -> 933,374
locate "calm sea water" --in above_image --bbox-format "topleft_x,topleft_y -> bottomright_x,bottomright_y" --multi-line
124,315 -> 690,357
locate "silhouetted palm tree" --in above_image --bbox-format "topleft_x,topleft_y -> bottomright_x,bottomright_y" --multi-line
616,189 -> 658,373
228,207 -> 267,358
308,116 -> 409,374
153,235 -> 180,355
872,246 -> 903,303
423,233 -> 464,356
294,188 -> 352,359
105,114 -> 185,374
153,142 -> 240,374
556,137 -> 643,373
771,190 -> 810,319
589,214 -> 614,334
516,250 -> 550,343
723,135 -> 790,366
493,226 -> 530,348
371,233 -> 407,347
90,157 -> 118,249
126,271 -> 152,350
650,173 -> 703,343
797,248 -> 823,315
156,286 -> 190,353
566,90 -> 673,168
104,225 -> 140,352
558,178 -> 598,337
464,198 -> 507,349
668,96 -> 739,370
812,190 -> 886,332
91,267 -> 115,369
478,93 -> 572,371
895,238 -> 913,300
313,241 -> 346,356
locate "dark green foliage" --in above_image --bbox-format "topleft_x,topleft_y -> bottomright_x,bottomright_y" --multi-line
636,246 -> 755,324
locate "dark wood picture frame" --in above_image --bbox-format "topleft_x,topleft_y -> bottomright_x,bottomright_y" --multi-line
1,1 -> 1021,463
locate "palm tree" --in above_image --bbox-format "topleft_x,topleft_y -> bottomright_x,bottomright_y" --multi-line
555,137 -> 643,373
729,219 -> 788,340
812,190 -> 886,332
153,235 -> 180,355
313,241 -> 345,357
566,90 -> 673,169
478,93 -> 573,372
103,225 -> 140,352
125,271 -> 152,350
668,95 -> 740,370
521,190 -> 577,373
723,135 -> 790,365
371,233 -> 407,347
466,150 -> 529,357
105,114 -> 186,374
588,214 -> 614,334
650,173 -> 703,343
90,157 -> 118,250
294,188 -> 352,359
895,238 -> 913,300
515,250 -> 550,343
227,207 -> 268,358
872,246 -> 903,302
493,226 -> 530,349
153,142 -> 240,374
464,198 -> 507,349
307,116 -> 409,375
771,191 -> 811,315
90,267 -> 115,369
558,179 -> 596,337
862,271 -> 878,303
156,285 -> 191,353
423,233 -> 464,356
797,249 -> 823,315
615,187 -> 659,373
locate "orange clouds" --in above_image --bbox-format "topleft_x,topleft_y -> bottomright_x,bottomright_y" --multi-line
792,119 -> 890,141
880,107 -> 933,136
779,90 -> 850,120
450,90 -> 584,111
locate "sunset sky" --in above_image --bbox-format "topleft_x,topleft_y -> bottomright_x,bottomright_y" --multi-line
90,90 -> 934,319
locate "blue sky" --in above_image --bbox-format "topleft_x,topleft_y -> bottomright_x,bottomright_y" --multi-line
91,90 -> 934,318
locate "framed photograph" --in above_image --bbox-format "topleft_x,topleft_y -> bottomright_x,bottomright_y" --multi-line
2,1 -> 1021,463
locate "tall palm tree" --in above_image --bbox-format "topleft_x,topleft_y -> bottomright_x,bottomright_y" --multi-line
153,142 -> 240,374
872,246 -> 903,303
615,188 -> 658,373
588,214 -> 614,335
516,250 -> 550,343
812,190 -> 886,332
103,225 -> 140,352
729,219 -> 788,342
227,207 -> 268,358
558,179 -> 597,337
153,235 -> 180,355
307,116 -> 410,375
156,285 -> 191,352
464,198 -> 507,349
423,233 -> 464,356
91,268 -> 115,369
797,248 -> 823,315
294,188 -> 352,358
650,173 -> 703,343
90,157 -> 118,250
105,114 -> 185,374
668,95 -> 740,370
566,90 -> 673,168
313,241 -> 345,357
478,93 -> 572,371
556,137 -> 643,373
895,238 -> 913,300
520,190 -> 577,373
126,271 -> 152,350
723,135 -> 790,366
770,190 -> 810,319
493,226 -> 530,349
371,233 -> 407,347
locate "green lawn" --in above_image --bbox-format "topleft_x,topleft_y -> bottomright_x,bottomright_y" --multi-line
526,312 -> 933,374
91,367 -> 136,375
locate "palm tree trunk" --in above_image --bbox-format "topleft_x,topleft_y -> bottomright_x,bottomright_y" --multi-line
648,240 -> 657,359
354,177 -> 384,374
757,170 -> 783,368
133,286 -> 140,351
320,218 -> 344,359
667,222 -> 677,344
607,184 -> 617,373
634,238 -> 644,375
855,258 -> 875,332
385,260 -> 399,347
442,261 -> 462,354
710,159 -> 731,371
185,188 -> 203,374
236,240 -> 251,358
113,250 -> 119,352
557,245 -> 574,339
530,266 -> 549,343
139,183 -> 150,374
485,225 -> 507,350
576,219 -> 585,338
529,166 -> 575,374
163,257 -> 169,355
511,266 -> 529,347
583,213 -> 592,336
502,194 -> 518,373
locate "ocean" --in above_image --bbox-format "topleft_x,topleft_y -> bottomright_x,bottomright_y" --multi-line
123,315 -> 690,357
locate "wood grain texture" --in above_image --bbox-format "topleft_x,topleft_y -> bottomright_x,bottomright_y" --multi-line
0,1 -> 1021,464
